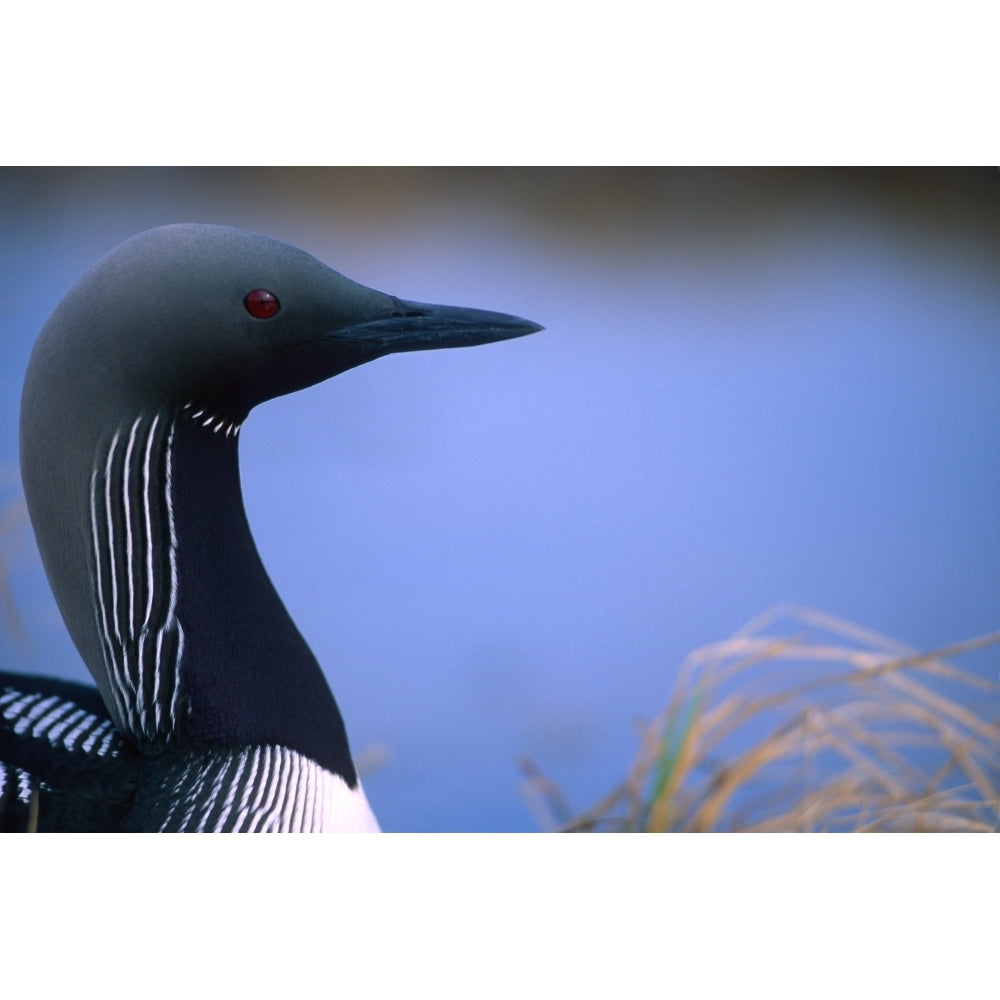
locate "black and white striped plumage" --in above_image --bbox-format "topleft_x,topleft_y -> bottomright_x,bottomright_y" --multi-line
2,224 -> 539,832
89,410 -> 185,746
0,671 -> 379,832
0,672 -> 130,831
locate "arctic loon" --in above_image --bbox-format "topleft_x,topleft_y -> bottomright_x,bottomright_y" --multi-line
0,224 -> 540,832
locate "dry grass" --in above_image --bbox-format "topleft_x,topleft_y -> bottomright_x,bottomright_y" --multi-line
522,604 -> 1000,832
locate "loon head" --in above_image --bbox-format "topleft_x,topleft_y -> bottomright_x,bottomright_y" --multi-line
25,223 -> 539,429
20,223 -> 540,777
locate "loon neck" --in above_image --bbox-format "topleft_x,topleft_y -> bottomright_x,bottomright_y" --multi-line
74,401 -> 356,781
171,407 -> 355,776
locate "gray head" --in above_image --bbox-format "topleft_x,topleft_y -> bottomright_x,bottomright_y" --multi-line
25,223 -> 538,426
20,224 -> 540,766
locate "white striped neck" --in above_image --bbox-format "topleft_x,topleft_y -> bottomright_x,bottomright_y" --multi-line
78,404 -> 360,786
88,410 -> 184,747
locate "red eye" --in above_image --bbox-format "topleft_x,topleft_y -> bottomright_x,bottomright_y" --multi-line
244,289 -> 280,319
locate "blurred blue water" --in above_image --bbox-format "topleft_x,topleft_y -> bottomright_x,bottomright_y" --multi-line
1,170 -> 997,830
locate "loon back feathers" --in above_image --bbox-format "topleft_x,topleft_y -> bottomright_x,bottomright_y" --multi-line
2,224 -> 541,832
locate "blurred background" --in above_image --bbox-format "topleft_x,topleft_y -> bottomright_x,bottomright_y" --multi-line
1,167 -> 997,831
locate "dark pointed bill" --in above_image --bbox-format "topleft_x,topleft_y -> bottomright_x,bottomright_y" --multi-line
328,298 -> 543,354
